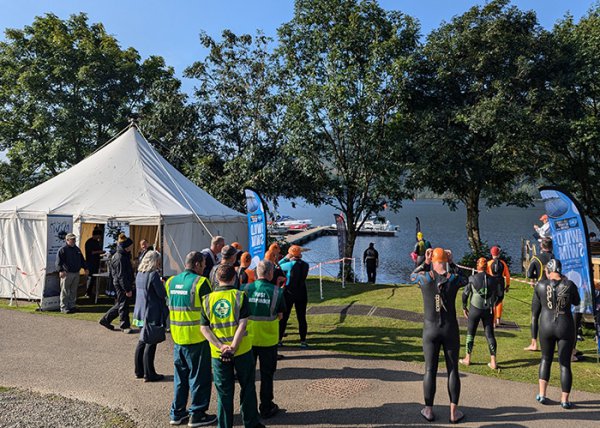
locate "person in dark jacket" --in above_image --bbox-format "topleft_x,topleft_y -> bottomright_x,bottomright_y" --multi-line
133,250 -> 169,381
55,233 -> 88,314
278,245 -> 310,348
363,242 -> 379,283
100,237 -> 135,332
201,235 -> 225,278
84,228 -> 104,299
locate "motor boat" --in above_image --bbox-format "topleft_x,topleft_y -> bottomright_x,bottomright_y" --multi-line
268,215 -> 313,233
360,215 -> 397,232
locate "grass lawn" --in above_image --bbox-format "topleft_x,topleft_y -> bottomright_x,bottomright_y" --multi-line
2,274 -> 599,393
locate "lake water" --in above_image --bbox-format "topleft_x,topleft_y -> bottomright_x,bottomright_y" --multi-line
275,199 -> 599,284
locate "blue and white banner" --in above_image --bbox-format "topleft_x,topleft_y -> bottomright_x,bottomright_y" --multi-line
539,187 -> 594,316
244,188 -> 266,268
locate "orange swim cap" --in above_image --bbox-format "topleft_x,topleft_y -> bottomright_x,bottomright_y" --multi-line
540,214 -> 548,222
231,242 -> 242,250
240,252 -> 251,268
431,247 -> 448,263
264,250 -> 276,263
476,257 -> 487,271
269,242 -> 281,254
288,245 -> 302,258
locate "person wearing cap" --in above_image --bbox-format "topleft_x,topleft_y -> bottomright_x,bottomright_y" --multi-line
200,264 -> 263,428
201,235 -> 225,278
525,238 -> 554,351
209,244 -> 241,289
99,236 -> 135,332
410,247 -> 467,424
532,259 -> 580,409
268,242 -> 282,262
231,242 -> 243,266
165,251 -> 216,427
279,245 -> 310,348
264,250 -> 286,288
412,232 -> 432,267
534,214 -> 551,241
460,257 -> 504,370
55,232 -> 88,314
241,260 -> 286,419
84,228 -> 104,299
486,246 -> 511,328
363,243 -> 379,283
237,252 -> 256,285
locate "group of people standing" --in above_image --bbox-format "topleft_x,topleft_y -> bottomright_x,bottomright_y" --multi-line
107,234 -> 309,428
410,240 -> 581,424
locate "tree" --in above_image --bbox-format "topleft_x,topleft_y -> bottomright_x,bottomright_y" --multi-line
276,0 -> 418,268
531,8 -> 600,229
407,0 -> 540,253
0,13 -> 181,200
184,30 -> 289,212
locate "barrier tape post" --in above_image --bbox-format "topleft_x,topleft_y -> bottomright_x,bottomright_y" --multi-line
352,257 -> 356,283
319,264 -> 323,300
342,260 -> 346,289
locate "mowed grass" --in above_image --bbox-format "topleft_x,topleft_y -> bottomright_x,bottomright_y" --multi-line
2,274 -> 600,393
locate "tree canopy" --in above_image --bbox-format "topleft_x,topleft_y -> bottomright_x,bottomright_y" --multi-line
276,0 -> 419,258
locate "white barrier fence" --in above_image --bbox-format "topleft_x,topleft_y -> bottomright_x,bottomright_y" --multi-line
306,257 -> 362,300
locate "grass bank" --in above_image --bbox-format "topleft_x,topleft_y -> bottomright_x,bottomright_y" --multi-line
2,276 -> 599,393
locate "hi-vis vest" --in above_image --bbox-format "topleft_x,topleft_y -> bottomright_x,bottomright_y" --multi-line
165,271 -> 211,345
241,280 -> 282,347
203,288 -> 252,358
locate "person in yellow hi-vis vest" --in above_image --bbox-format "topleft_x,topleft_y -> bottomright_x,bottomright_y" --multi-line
165,252 -> 216,427
200,264 -> 263,428
241,260 -> 286,419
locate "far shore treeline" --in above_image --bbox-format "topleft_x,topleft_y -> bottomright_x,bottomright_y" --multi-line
1,0 -> 599,265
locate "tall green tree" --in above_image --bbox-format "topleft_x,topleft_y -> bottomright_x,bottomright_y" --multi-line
184,30 -> 288,212
0,13 -> 182,200
531,8 -> 600,229
407,0 -> 540,253
276,0 -> 418,264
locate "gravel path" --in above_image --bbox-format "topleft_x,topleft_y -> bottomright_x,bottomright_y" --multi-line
0,387 -> 135,428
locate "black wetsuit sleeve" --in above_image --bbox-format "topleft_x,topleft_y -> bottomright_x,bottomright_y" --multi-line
531,284 -> 542,321
570,281 -> 581,307
462,278 -> 472,309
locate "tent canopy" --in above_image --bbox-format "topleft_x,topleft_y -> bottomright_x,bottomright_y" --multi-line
0,127 -> 244,225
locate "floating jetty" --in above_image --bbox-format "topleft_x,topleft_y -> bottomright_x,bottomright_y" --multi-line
280,226 -> 396,246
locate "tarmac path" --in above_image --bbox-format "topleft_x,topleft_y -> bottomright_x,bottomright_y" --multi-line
1,308 -> 599,427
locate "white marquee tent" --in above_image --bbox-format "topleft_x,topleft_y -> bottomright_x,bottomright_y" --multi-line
0,126 -> 247,304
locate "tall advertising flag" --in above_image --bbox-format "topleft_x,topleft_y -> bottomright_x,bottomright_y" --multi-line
334,214 -> 346,259
539,186 -> 599,355
244,188 -> 266,268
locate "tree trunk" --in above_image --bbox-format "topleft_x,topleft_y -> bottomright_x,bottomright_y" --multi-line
465,191 -> 482,253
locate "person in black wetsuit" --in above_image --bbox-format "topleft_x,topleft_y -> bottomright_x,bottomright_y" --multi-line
533,259 -> 580,409
410,247 -> 467,424
459,257 -> 504,369
363,242 -> 379,283
525,238 -> 553,352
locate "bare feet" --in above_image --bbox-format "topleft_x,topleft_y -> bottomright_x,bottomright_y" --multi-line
459,358 -> 470,366
450,409 -> 465,424
524,345 -> 538,351
420,407 -> 435,422
487,362 -> 498,370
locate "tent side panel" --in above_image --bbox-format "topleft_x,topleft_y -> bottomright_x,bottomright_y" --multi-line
161,220 -> 247,277
0,216 -> 47,300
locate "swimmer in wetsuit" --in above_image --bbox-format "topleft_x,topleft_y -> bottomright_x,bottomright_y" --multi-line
410,247 -> 468,424
460,257 -> 504,369
532,259 -> 580,408
524,238 -> 553,351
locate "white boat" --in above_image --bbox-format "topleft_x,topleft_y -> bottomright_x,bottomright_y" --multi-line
360,215 -> 397,232
270,215 -> 313,232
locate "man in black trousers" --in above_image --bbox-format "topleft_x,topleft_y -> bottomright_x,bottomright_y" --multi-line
99,237 -> 135,333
